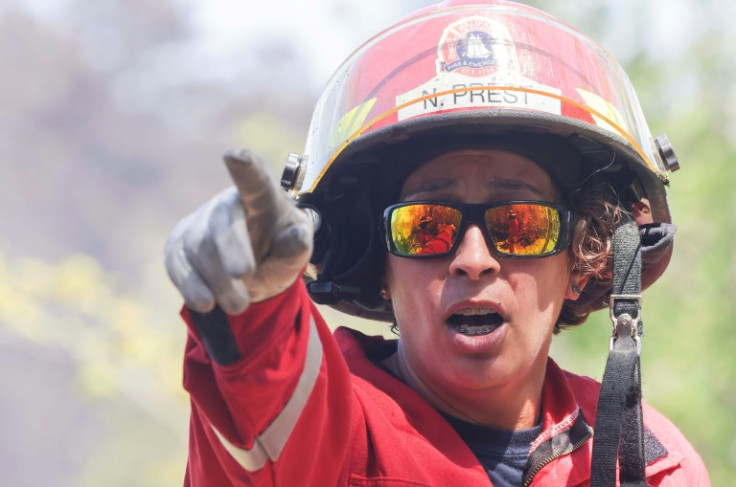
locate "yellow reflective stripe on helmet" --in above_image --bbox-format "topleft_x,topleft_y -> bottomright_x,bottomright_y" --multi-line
211,315 -> 323,472
328,97 -> 377,151
576,88 -> 629,136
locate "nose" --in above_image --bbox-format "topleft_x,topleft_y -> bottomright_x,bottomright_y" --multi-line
449,224 -> 500,280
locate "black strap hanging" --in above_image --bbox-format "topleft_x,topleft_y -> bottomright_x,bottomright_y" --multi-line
591,221 -> 649,487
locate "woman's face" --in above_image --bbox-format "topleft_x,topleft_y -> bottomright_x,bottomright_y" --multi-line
385,149 -> 581,399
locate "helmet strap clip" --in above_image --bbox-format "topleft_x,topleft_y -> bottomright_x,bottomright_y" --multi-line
608,294 -> 642,355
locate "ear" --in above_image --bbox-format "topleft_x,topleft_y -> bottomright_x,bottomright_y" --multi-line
379,280 -> 392,301
565,273 -> 591,301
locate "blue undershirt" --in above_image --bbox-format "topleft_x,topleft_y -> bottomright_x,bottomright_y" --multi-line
370,345 -> 540,486
442,413 -> 542,487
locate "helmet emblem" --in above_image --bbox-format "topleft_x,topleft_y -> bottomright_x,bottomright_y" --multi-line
438,17 -> 509,77
396,15 -> 561,122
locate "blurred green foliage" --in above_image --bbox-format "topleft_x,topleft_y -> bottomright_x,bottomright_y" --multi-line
0,252 -> 189,486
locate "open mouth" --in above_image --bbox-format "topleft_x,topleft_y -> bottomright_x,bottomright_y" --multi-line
446,308 -> 504,336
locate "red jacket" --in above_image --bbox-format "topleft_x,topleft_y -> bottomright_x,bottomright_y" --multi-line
181,280 -> 709,486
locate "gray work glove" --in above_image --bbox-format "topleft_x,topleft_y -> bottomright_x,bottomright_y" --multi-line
165,149 -> 313,315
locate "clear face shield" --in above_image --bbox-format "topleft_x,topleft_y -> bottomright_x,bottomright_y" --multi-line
288,1 -> 678,209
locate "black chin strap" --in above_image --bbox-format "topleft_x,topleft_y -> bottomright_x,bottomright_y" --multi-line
591,221 -> 649,487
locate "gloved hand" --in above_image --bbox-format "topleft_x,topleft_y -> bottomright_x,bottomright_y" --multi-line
165,149 -> 313,315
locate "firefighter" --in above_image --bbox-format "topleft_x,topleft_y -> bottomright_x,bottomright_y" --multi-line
165,1 -> 709,485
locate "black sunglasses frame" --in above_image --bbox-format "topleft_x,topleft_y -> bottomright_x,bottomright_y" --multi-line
383,200 -> 575,259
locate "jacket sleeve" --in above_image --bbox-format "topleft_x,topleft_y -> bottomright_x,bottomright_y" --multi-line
181,279 -> 355,486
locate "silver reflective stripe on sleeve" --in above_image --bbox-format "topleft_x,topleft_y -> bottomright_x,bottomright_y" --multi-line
211,315 -> 323,472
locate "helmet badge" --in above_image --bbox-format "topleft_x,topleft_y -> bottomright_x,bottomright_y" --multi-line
438,17 -> 508,77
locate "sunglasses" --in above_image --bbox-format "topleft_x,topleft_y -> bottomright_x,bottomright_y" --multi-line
383,201 -> 573,258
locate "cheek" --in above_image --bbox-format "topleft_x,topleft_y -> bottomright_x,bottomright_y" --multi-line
509,255 -> 572,316
385,256 -> 441,319
386,256 -> 418,306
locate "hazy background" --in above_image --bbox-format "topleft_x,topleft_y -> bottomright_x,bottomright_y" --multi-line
1,0 -> 734,485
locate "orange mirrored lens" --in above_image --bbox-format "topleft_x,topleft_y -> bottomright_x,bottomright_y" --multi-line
390,204 -> 461,256
485,203 -> 561,256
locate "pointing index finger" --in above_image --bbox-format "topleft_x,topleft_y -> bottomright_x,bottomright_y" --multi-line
223,149 -> 289,216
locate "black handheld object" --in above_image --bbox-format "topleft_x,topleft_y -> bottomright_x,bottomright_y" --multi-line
189,305 -> 242,366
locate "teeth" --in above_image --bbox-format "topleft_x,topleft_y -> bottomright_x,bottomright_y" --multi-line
455,308 -> 496,316
449,307 -> 503,335
457,324 -> 493,336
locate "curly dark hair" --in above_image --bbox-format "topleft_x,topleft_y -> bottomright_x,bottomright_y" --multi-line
555,187 -> 625,333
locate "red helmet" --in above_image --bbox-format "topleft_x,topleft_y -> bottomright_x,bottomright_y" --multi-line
281,0 -> 680,320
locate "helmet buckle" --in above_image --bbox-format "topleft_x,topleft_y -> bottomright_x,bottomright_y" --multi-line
609,294 -> 642,355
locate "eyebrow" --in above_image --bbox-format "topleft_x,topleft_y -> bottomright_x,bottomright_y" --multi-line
402,180 -> 458,199
402,178 -> 548,200
487,179 -> 548,199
